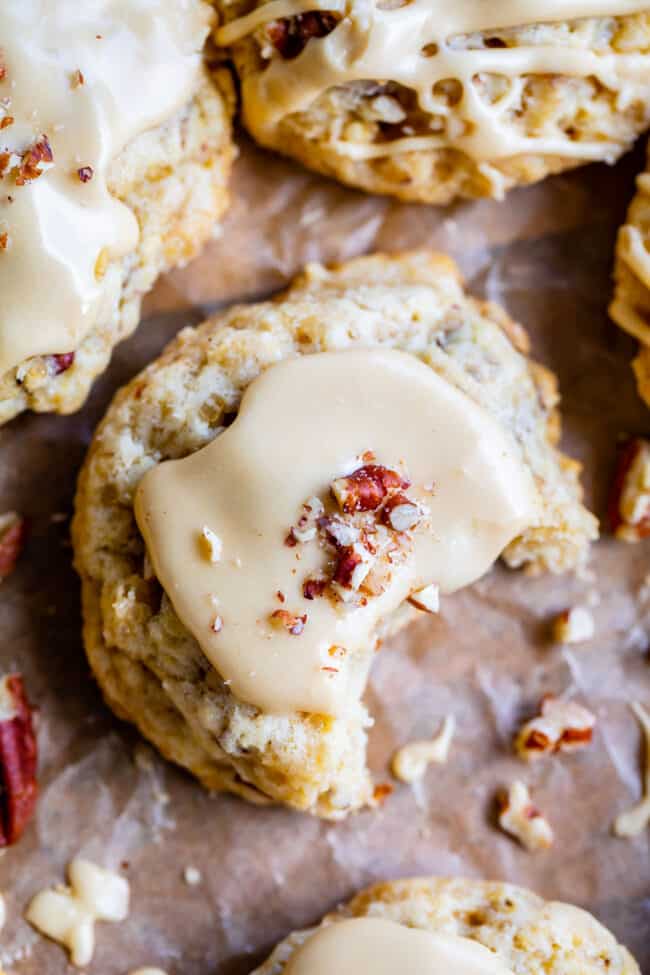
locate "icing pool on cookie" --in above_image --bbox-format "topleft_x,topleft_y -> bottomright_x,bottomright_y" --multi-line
283,918 -> 515,975
217,0 -> 650,164
0,0 -> 210,375
135,348 -> 539,717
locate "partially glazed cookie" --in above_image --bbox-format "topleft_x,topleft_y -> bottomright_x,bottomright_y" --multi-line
214,0 -> 650,204
72,251 -> 597,818
0,0 -> 235,425
611,138 -> 650,407
252,877 -> 639,975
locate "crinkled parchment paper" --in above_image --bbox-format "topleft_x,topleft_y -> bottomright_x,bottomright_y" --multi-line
0,134 -> 649,975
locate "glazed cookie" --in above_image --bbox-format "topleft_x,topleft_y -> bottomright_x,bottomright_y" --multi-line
73,251 -> 597,819
610,139 -> 650,407
252,877 -> 639,975
214,0 -> 650,205
0,0 -> 235,425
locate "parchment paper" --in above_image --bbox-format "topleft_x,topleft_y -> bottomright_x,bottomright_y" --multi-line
0,132 -> 649,975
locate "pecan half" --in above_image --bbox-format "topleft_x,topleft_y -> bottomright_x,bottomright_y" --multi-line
608,437 -> 650,542
514,695 -> 595,761
267,11 -> 339,60
0,674 -> 38,846
0,511 -> 28,582
331,464 -> 410,514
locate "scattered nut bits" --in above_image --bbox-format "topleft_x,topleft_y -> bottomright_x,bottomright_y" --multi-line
608,437 -> 650,542
289,496 -> 324,543
270,609 -> 307,635
199,525 -> 222,563
515,696 -> 595,761
408,583 -> 440,614
266,10 -> 339,60
46,352 -> 75,376
0,511 -> 28,582
372,782 -> 393,806
77,165 -> 93,182
497,781 -> 554,851
331,464 -> 409,514
0,674 -> 38,847
613,701 -> 650,838
14,135 -> 54,185
391,715 -> 455,784
552,606 -> 595,644
26,858 -> 129,967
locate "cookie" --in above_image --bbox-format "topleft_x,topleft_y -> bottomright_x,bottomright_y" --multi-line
213,1 -> 650,205
0,0 -> 235,425
252,876 -> 639,975
611,138 -> 650,407
72,251 -> 597,818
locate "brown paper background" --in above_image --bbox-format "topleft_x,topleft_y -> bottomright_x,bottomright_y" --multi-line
0,133 -> 649,975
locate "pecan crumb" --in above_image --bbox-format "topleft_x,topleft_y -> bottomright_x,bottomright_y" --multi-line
15,135 -> 54,186
497,781 -> 554,852
372,782 -> 393,806
270,609 -> 307,635
0,231 -> 8,251
77,165 -> 94,183
0,116 -> 14,130
515,696 -> 595,761
46,352 -> 75,376
267,11 -> 339,60
71,69 -> 85,88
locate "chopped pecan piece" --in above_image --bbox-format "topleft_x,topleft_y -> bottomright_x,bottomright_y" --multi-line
515,696 -> 595,761
15,135 -> 54,185
382,492 -> 425,532
331,464 -> 409,514
267,11 -> 339,60
303,577 -> 327,600
0,511 -> 28,581
0,115 -> 14,130
0,231 -> 8,250
608,437 -> 650,542
77,165 -> 93,183
0,674 -> 38,846
46,352 -> 75,376
270,609 -> 307,635
497,781 -> 553,852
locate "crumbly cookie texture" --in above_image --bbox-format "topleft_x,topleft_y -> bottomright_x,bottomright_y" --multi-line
72,251 -> 597,819
251,877 -> 640,975
0,68 -> 235,425
215,2 -> 650,204
611,139 -> 650,407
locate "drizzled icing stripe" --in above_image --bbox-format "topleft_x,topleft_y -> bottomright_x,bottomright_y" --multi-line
216,0 -> 650,161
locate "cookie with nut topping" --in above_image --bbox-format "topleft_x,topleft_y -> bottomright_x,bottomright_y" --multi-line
251,876 -> 639,975
0,0 -> 235,425
72,250 -> 597,818
213,0 -> 650,205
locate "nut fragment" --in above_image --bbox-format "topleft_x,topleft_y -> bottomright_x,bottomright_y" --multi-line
331,464 -> 409,514
515,696 -> 595,760
497,781 -> 554,851
14,135 -> 54,185
26,858 -> 129,967
613,701 -> 650,838
382,493 -> 425,532
407,583 -> 440,614
552,606 -> 594,644
0,674 -> 38,847
391,715 -> 455,783
608,438 -> 650,542
270,609 -> 307,635
266,11 -> 339,60
0,512 -> 28,582
199,526 -> 222,563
